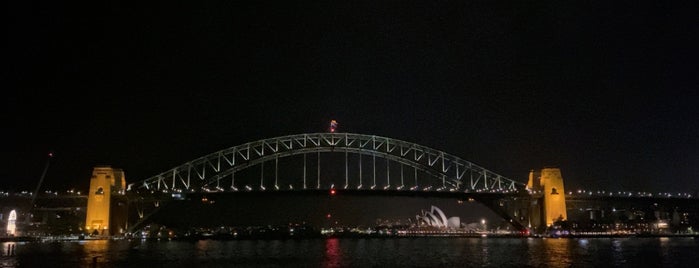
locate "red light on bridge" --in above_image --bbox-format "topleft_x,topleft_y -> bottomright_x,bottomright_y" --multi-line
330,189 -> 336,195
326,213 -> 332,218
329,120 -> 338,133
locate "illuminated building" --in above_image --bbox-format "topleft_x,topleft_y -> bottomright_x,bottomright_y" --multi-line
415,206 -> 461,228
6,210 -> 16,236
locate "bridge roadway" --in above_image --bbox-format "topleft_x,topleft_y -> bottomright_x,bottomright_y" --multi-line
565,194 -> 699,225
0,190 -> 696,236
124,188 -> 699,234
126,189 -> 524,232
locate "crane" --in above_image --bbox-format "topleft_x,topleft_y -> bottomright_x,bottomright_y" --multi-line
30,152 -> 53,208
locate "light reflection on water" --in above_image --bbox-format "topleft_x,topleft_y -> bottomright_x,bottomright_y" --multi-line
0,242 -> 18,268
611,238 -> 625,266
543,238 -> 573,267
1,237 -> 697,267
323,238 -> 341,268
80,239 -> 109,264
658,237 -> 670,261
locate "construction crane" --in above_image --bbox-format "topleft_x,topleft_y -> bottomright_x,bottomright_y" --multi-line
30,152 -> 53,208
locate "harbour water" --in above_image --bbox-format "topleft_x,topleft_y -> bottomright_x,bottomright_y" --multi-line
1,237 -> 697,267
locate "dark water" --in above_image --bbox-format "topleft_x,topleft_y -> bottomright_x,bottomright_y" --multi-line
1,237 -> 698,267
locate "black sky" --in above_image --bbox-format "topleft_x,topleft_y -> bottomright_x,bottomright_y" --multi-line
4,1 -> 698,195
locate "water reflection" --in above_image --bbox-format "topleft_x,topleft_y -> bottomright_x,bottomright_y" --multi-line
611,239 -> 626,266
543,238 -> 573,267
2,242 -> 17,256
81,240 -> 109,266
577,238 -> 589,247
0,242 -> 18,268
195,239 -> 214,258
480,238 -> 490,266
3,237 -> 698,267
323,238 -> 342,268
658,237 -> 670,261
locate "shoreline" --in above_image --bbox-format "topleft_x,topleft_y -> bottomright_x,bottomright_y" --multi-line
2,233 -> 697,243
145,233 -> 699,241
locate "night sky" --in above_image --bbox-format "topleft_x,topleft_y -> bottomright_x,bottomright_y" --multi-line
4,1 -> 698,197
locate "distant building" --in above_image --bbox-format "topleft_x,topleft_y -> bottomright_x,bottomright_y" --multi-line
6,210 -> 16,236
415,206 -> 461,228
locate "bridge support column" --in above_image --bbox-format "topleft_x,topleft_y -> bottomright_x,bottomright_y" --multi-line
85,166 -> 128,236
527,167 -> 568,229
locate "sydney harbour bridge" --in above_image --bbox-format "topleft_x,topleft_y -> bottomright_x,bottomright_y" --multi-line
121,132 -> 526,232
73,132 -> 698,236
130,132 -> 519,193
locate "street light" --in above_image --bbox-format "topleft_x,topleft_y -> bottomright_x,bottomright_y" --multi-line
481,219 -> 487,232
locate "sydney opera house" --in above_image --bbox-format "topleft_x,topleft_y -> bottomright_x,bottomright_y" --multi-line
415,206 -> 461,228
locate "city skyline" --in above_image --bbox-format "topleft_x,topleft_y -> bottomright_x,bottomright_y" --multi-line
5,1 -> 698,195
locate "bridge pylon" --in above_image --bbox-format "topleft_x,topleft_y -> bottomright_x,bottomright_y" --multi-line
527,167 -> 567,229
85,166 -> 129,236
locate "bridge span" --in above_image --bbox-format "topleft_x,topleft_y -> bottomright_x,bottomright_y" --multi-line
69,132 -> 697,236
128,133 -> 521,193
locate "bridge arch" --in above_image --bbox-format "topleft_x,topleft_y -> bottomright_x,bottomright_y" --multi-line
127,133 -> 524,193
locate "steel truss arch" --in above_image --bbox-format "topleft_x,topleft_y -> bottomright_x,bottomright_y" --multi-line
127,133 -> 524,193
